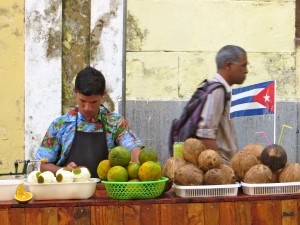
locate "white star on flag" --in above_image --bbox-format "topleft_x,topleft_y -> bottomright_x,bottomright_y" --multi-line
264,94 -> 270,102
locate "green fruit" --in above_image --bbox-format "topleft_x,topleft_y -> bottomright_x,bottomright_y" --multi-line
108,146 -> 131,167
107,166 -> 128,182
127,162 -> 141,180
138,147 -> 158,164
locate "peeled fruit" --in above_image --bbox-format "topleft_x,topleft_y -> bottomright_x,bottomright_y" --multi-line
279,163 -> 300,182
107,166 -> 128,182
182,138 -> 206,165
243,143 -> 264,162
204,168 -> 230,185
27,171 -> 41,184
127,162 -> 141,180
37,171 -> 55,184
243,164 -> 272,184
260,144 -> 287,171
174,164 -> 204,186
198,149 -> 223,172
138,161 -> 162,181
230,151 -> 259,181
108,146 -> 131,167
14,184 -> 33,204
72,167 -> 91,182
163,157 -> 187,182
56,170 -> 74,183
97,160 -> 112,180
138,147 -> 158,164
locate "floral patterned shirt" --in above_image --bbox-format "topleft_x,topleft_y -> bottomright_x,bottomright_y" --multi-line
35,106 -> 144,165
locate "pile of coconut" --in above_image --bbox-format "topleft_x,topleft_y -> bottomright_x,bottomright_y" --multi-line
164,138 -> 299,186
163,138 -> 237,186
231,143 -> 300,184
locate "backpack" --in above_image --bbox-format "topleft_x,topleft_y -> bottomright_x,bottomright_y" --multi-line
168,79 -> 227,156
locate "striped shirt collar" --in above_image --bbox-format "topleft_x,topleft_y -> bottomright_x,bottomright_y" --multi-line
211,73 -> 231,93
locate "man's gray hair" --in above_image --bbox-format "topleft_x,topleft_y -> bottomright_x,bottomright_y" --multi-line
216,45 -> 246,69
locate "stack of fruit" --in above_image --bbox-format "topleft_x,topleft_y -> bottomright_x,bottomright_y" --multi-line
98,146 -> 169,200
97,146 -> 161,182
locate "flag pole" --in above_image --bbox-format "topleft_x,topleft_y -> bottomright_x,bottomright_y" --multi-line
273,80 -> 277,144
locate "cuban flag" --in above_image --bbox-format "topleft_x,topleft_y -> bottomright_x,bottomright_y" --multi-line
230,81 -> 275,119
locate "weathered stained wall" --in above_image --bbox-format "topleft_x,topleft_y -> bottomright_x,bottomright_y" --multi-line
126,0 -> 296,100
0,1 -> 25,171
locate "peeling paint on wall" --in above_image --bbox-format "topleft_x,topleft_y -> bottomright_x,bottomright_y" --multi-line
127,12 -> 148,51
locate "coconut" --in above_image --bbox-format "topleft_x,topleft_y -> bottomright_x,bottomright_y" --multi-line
218,164 -> 237,184
243,164 -> 273,184
182,138 -> 206,165
198,149 -> 223,172
230,151 -> 260,181
279,163 -> 300,182
174,164 -> 204,186
163,157 -> 187,182
243,143 -> 264,162
204,168 -> 230,185
260,144 -> 287,171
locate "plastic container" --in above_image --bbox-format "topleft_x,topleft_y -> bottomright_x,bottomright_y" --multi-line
26,178 -> 100,200
241,182 -> 300,195
173,183 -> 240,197
0,180 -> 23,201
101,177 -> 168,200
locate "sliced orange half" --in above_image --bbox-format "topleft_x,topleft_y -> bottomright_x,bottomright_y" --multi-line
14,192 -> 33,204
14,183 -> 33,203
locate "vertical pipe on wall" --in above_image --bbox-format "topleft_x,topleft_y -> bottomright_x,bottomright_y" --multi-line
122,0 -> 127,117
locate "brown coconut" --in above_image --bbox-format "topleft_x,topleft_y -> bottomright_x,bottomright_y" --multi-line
243,143 -> 264,162
260,144 -> 287,171
218,164 -> 237,184
163,157 -> 187,182
174,164 -> 204,186
198,149 -> 223,172
230,151 -> 260,181
279,163 -> 300,182
182,138 -> 206,165
243,164 -> 273,184
204,168 -> 230,185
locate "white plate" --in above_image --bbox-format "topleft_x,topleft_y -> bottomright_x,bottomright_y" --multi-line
0,180 -> 23,201
26,178 -> 100,200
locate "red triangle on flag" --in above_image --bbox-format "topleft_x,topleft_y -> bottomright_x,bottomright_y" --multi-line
252,82 -> 275,112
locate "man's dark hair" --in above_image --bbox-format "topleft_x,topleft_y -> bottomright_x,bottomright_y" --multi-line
75,66 -> 106,96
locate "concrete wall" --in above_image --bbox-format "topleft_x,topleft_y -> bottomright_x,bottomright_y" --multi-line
0,1 -> 25,171
0,0 -> 298,171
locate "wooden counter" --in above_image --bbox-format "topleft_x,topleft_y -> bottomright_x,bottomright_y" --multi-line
1,184 -> 300,225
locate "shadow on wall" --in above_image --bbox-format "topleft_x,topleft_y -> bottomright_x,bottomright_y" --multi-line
123,101 -> 299,165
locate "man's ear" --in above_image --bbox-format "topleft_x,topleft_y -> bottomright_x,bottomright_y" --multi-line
104,89 -> 108,96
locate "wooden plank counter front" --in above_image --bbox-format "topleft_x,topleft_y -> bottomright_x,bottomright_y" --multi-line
1,184 -> 300,225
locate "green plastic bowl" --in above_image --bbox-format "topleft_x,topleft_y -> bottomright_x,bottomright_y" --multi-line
101,177 -> 169,200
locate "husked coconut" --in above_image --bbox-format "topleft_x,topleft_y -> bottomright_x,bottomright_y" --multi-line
243,164 -> 272,184
243,143 -> 264,162
279,163 -> 300,182
230,151 -> 259,181
198,149 -> 223,172
182,138 -> 206,165
204,168 -> 230,185
163,157 -> 187,182
218,164 -> 237,184
174,164 -> 204,186
260,144 -> 287,171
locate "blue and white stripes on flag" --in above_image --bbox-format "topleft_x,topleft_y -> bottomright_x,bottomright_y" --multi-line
230,81 -> 275,119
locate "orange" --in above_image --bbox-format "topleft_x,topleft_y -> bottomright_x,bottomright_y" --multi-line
138,147 -> 158,164
107,166 -> 128,182
97,159 -> 112,180
14,184 -> 33,204
127,162 -> 140,180
108,147 -> 131,166
138,161 -> 162,181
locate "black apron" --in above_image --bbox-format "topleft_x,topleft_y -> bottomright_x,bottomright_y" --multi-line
64,111 -> 108,178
